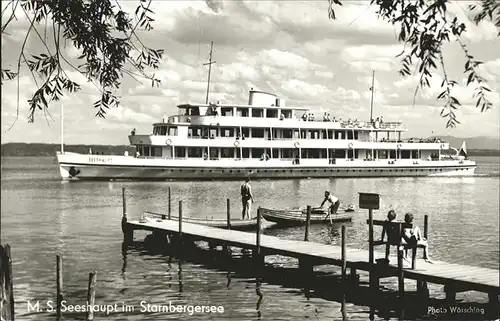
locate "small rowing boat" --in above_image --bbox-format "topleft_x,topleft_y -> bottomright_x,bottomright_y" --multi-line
260,207 -> 353,226
143,211 -> 258,231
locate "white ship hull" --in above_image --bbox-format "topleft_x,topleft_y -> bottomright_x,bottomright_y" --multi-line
56,153 -> 476,180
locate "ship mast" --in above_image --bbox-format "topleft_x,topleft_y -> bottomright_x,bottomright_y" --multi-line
369,70 -> 375,121
203,41 -> 216,104
61,103 -> 64,154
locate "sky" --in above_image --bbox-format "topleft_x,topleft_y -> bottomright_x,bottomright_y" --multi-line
1,0 -> 499,145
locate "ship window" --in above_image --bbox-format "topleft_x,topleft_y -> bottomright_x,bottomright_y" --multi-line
266,109 -> 278,118
252,108 -> 264,118
188,147 -> 203,158
281,109 -> 292,119
174,147 -> 186,158
221,107 -> 233,116
221,148 -> 234,158
220,127 -> 235,137
252,128 -> 265,138
236,108 -> 249,117
152,147 -> 162,157
168,126 -> 178,136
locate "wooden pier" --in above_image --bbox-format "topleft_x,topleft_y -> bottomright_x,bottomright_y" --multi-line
124,218 -> 499,294
121,188 -> 499,318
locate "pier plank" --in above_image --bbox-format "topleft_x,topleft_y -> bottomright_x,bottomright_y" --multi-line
127,219 -> 499,294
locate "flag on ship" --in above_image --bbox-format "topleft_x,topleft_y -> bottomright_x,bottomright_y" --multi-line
458,141 -> 468,158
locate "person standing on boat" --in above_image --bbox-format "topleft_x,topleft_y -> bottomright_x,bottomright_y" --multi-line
320,191 -> 340,214
240,178 -> 254,219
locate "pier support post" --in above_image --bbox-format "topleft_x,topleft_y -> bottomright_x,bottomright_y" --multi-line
121,188 -> 133,244
253,207 -> 264,266
424,215 -> 428,239
368,208 -> 376,320
86,272 -> 97,321
223,198 -> 231,254
178,200 -> 183,239
1,244 -> 14,321
168,186 -> 172,220
397,237 -> 405,318
444,285 -> 456,302
298,258 -> 313,278
226,198 -> 231,230
304,205 -> 311,241
341,225 -> 347,320
56,255 -> 63,320
416,279 -> 429,314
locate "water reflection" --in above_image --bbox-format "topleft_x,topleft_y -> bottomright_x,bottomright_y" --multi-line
121,242 -> 127,277
178,260 -> 183,293
255,277 -> 263,319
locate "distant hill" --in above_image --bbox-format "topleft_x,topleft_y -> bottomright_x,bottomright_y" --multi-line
1,143 -> 135,157
433,136 -> 500,150
1,136 -> 499,157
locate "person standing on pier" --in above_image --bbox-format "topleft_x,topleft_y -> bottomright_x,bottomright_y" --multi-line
320,191 -> 340,214
240,178 -> 254,219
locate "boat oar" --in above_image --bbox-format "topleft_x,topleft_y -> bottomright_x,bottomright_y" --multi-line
324,211 -> 333,225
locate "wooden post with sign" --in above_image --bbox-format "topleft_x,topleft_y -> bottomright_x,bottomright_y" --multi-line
359,192 -> 380,318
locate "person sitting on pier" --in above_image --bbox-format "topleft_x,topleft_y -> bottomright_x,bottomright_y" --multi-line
302,111 -> 308,121
320,191 -> 341,214
240,178 -> 254,219
381,210 -> 398,243
402,213 -> 433,263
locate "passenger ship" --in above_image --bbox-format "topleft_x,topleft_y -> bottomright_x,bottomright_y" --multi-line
56,89 -> 476,180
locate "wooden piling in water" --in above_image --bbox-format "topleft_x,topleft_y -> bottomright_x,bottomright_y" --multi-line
168,187 -> 171,220
341,225 -> 347,320
256,207 -> 261,256
397,224 -> 405,318
254,207 -> 263,266
226,199 -> 231,230
1,244 -> 14,321
121,188 -> 133,244
304,205 -> 311,242
424,215 -> 428,239
368,207 -> 375,316
56,255 -> 63,319
86,272 -> 97,321
178,200 -> 183,238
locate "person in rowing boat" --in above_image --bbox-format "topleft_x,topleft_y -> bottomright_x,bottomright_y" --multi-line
240,178 -> 254,220
320,191 -> 340,214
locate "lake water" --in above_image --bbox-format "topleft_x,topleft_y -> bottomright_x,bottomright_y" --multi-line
1,156 -> 499,320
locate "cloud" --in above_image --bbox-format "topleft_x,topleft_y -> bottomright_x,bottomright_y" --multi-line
1,1 -> 498,144
204,0 -> 223,13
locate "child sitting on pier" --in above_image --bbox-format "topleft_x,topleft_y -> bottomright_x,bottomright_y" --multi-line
402,213 -> 433,263
381,210 -> 398,244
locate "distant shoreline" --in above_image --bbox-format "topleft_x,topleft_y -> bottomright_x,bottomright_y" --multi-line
1,143 -> 499,157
